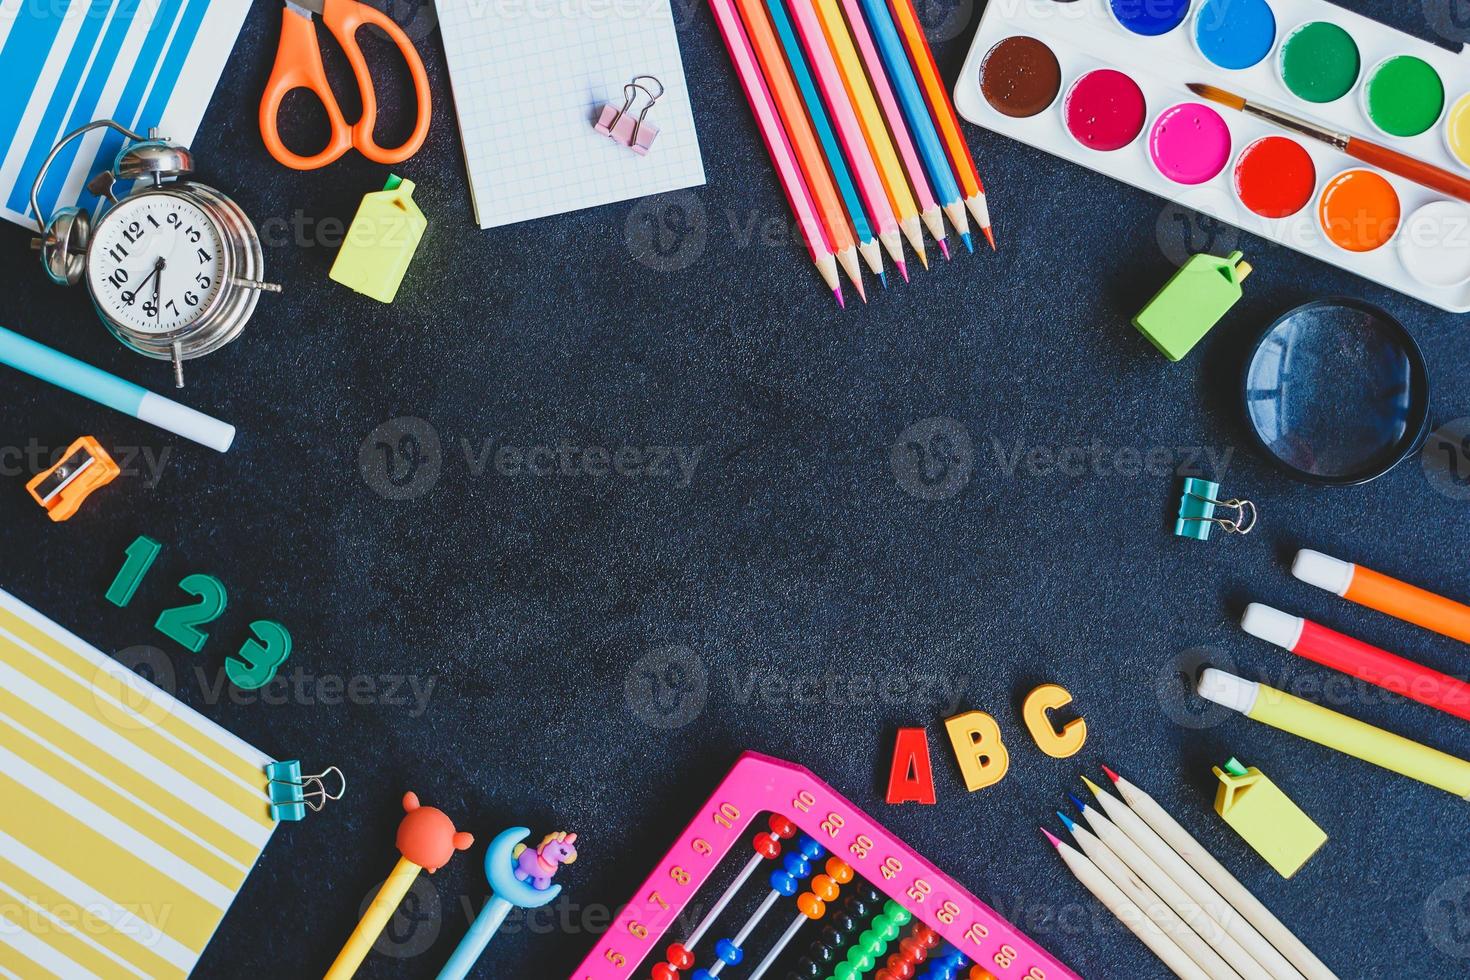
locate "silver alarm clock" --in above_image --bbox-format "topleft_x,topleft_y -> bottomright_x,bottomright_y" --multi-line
31,119 -> 280,388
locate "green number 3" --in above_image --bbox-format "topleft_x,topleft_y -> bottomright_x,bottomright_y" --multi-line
227,620 -> 292,691
154,574 -> 228,653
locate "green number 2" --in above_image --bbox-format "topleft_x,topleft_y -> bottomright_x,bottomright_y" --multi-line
154,574 -> 228,653
226,620 -> 292,690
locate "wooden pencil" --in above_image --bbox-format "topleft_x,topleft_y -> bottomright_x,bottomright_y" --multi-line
733,0 -> 867,298
1044,828 -> 1211,980
1059,812 -> 1242,980
1100,767 -> 1339,980
709,0 -> 844,304
883,0 -> 995,247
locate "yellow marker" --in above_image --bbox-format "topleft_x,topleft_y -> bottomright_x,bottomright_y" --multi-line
1022,683 -> 1087,758
810,0 -> 921,258
1213,759 -> 1326,878
943,710 -> 1009,792
1199,668 -> 1470,798
329,175 -> 428,304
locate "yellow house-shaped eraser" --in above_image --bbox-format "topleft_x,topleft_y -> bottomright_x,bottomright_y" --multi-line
1213,758 -> 1326,878
329,174 -> 427,304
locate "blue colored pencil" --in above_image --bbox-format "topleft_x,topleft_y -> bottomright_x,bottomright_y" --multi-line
854,0 -> 973,250
763,0 -> 886,285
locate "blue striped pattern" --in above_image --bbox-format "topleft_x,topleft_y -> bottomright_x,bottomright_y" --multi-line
6,0 -> 114,216
0,1 -> 71,154
31,0 -> 145,217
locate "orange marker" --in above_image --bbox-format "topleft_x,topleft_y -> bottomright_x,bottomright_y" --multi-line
884,0 -> 995,248
1294,549 -> 1470,645
733,0 -> 866,299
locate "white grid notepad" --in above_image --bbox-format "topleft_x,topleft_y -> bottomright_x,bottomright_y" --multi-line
436,0 -> 706,228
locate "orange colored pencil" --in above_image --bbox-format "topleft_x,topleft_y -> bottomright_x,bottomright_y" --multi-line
734,0 -> 866,298
884,0 -> 995,248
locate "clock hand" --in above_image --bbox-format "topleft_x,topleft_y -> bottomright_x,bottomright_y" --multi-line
153,257 -> 164,324
124,257 -> 165,305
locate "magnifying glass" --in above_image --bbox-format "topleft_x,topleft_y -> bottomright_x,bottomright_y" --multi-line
1243,298 -> 1431,485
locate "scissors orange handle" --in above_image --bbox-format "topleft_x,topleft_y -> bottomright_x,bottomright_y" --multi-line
260,0 -> 431,171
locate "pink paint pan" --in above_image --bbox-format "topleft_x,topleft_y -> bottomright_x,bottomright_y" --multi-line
1063,69 -> 1147,152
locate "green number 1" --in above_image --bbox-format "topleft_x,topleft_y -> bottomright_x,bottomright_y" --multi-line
105,536 -> 162,608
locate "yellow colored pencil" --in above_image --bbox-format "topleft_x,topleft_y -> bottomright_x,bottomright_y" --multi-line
808,0 -> 922,264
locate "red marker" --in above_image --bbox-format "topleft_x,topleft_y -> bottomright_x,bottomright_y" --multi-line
1242,603 -> 1470,721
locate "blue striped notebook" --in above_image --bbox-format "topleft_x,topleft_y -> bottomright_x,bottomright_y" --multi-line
0,0 -> 250,230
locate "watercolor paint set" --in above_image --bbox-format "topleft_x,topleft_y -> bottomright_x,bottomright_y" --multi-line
954,0 -> 1470,312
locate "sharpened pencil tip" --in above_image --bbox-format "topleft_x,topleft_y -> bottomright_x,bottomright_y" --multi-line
982,226 -> 996,251
897,261 -> 909,283
1080,775 -> 1105,797
1055,810 -> 1075,831
961,232 -> 974,253
939,240 -> 951,260
1101,764 -> 1120,784
1067,792 -> 1088,813
878,271 -> 888,289
1041,828 -> 1061,847
834,287 -> 844,309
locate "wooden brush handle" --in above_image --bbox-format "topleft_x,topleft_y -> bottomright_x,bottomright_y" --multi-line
1347,137 -> 1470,204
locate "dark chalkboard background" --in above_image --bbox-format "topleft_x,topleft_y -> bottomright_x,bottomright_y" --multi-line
1,0 -> 1468,976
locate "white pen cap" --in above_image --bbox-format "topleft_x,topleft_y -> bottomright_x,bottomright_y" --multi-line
1198,668 -> 1260,714
1292,549 -> 1354,596
1241,603 -> 1305,650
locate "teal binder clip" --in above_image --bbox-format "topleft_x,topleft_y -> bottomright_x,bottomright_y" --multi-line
265,760 -> 345,821
1174,477 -> 1257,541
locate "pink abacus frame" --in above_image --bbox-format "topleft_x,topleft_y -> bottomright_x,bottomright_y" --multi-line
574,752 -> 1079,980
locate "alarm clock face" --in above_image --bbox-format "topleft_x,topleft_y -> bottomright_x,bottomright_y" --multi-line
86,194 -> 226,336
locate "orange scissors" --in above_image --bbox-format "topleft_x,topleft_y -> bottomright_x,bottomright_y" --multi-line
260,0 -> 431,170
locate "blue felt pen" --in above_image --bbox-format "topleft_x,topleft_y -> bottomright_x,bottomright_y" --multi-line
0,325 -> 234,452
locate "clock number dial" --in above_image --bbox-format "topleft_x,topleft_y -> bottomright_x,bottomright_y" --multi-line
86,196 -> 225,335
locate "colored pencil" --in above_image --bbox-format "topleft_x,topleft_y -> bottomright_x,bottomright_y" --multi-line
1198,668 -> 1470,798
775,0 -> 906,281
1067,797 -> 1270,979
835,0 -> 946,260
763,0 -> 887,285
850,0 -> 973,250
708,0 -> 843,304
732,0 -> 867,299
1102,766 -> 1340,980
883,0 -> 995,247
1079,777 -> 1305,980
1058,811 -> 1241,980
808,0 -> 937,260
1294,549 -> 1470,645
1043,829 -> 1211,980
1243,603 -> 1470,722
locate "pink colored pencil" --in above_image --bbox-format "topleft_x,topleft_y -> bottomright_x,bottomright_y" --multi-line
783,0 -> 909,279
709,0 -> 844,305
836,0 -> 948,260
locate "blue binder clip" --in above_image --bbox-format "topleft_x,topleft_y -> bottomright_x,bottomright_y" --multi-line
1174,477 -> 1256,541
265,760 -> 345,821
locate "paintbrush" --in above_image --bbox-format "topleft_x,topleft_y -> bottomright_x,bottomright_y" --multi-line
1189,82 -> 1470,204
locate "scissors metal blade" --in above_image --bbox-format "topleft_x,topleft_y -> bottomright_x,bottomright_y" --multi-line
285,0 -> 324,17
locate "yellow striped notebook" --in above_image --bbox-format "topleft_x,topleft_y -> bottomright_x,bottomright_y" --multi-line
0,587 -> 277,979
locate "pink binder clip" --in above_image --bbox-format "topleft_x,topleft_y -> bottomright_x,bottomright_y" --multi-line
595,75 -> 663,155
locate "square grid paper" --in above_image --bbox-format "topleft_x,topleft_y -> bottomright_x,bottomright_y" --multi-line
436,0 -> 706,228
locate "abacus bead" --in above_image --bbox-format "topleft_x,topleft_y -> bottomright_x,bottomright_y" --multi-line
792,957 -> 822,979
651,965 -> 678,980
879,918 -> 901,942
853,950 -> 877,972
969,969 -> 999,980
887,962 -> 915,980
885,900 -> 914,925
826,858 -> 855,883
771,870 -> 799,895
753,833 -> 782,859
770,814 -> 797,838
796,892 -> 826,918
834,962 -> 859,980
783,851 -> 813,878
691,971 -> 715,980
859,929 -> 885,957
667,943 -> 695,969
715,938 -> 743,965
876,970 -> 898,980
830,912 -> 857,933
798,836 -> 826,860
811,874 -> 839,901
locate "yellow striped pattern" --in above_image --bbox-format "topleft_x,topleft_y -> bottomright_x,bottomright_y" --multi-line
0,589 -> 276,979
